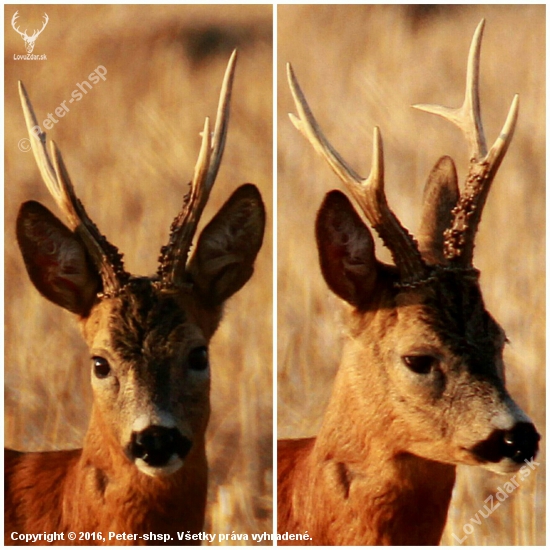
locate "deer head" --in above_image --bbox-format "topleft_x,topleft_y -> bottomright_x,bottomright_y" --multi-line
287,20 -> 539,474
16,52 -> 265,477
12,11 -> 48,54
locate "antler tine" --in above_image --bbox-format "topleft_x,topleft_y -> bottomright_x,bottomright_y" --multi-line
413,20 -> 519,265
413,18 -> 519,170
19,82 -> 65,214
159,50 -> 237,288
413,19 -> 488,161
287,63 -> 363,186
287,63 -> 426,281
18,81 -> 128,296
209,49 -> 237,185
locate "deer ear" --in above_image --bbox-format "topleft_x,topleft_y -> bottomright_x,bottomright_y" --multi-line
316,190 -> 380,308
418,156 -> 459,264
16,201 -> 100,316
188,184 -> 265,306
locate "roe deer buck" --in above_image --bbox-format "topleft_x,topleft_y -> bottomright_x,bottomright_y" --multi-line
6,51 -> 265,545
278,20 -> 539,546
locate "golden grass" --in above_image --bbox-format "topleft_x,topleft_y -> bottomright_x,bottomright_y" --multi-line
277,5 -> 545,545
5,4 -> 546,546
5,5 -> 272,543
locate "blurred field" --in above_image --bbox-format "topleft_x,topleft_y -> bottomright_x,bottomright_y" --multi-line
5,5 -> 272,543
278,5 -> 545,545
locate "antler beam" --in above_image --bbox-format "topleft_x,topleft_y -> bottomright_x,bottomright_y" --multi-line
158,49 -> 237,288
18,81 -> 128,296
287,63 -> 427,282
413,19 -> 519,265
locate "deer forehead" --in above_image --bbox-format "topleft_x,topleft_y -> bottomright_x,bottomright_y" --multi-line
348,279 -> 506,371
83,281 -> 206,365
400,273 -> 500,328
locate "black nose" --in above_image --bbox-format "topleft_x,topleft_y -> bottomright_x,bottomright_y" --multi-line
129,426 -> 192,467
472,422 -> 540,464
501,422 -> 540,463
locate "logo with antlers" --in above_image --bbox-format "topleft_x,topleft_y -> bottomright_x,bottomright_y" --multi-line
12,11 -> 49,54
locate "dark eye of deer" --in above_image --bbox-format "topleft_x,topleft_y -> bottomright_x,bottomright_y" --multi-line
92,356 -> 111,379
188,346 -> 209,371
402,355 -> 436,375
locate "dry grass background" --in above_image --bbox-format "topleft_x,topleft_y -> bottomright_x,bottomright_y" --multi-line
4,4 -> 546,547
5,5 -> 272,543
278,5 -> 545,545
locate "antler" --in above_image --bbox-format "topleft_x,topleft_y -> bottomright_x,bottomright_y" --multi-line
18,81 -> 129,296
413,19 -> 519,265
286,63 -> 427,283
158,50 -> 237,288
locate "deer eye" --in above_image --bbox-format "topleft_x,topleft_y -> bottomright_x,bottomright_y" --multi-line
92,356 -> 111,379
402,355 -> 436,375
188,346 -> 209,371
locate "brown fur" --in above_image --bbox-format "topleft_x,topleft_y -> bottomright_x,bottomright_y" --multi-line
8,143 -> 264,544
6,431 -> 207,546
277,285 -> 459,545
277,190 -> 538,545
279,21 -> 539,543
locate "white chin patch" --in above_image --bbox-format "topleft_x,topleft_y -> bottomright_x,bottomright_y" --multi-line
482,458 -> 523,475
135,455 -> 183,477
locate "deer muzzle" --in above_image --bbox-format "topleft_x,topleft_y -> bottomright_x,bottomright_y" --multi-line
127,425 -> 192,477
470,421 -> 540,474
